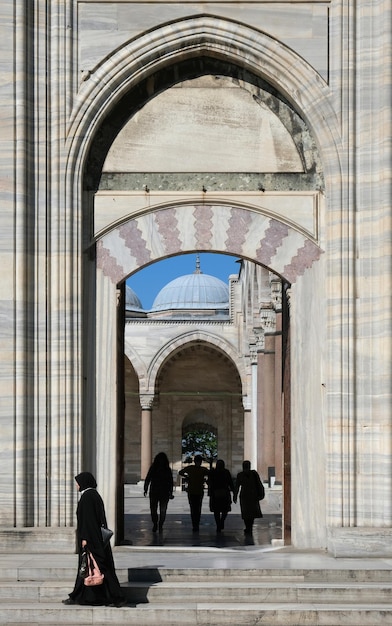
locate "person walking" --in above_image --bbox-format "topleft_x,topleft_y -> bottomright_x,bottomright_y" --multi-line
62,472 -> 126,607
144,452 -> 174,532
179,454 -> 209,531
208,459 -> 235,532
234,460 -> 265,535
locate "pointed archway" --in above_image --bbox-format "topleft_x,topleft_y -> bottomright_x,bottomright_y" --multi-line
66,16 -> 339,549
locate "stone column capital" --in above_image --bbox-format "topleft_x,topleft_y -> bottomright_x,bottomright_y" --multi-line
140,394 -> 154,410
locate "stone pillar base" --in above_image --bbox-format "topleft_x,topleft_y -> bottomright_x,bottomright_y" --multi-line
328,527 -> 392,557
0,528 -> 77,553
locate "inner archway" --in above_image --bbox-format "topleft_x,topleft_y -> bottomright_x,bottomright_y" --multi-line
96,205 -> 324,548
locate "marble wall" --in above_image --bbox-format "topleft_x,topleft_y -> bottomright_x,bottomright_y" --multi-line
0,0 -> 391,554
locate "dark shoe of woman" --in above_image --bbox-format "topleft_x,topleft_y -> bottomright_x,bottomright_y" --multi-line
62,598 -> 76,605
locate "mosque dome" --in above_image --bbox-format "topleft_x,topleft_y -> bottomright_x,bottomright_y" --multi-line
125,285 -> 143,311
151,260 -> 229,312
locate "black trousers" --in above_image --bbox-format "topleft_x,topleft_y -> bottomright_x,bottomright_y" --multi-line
187,493 -> 203,529
149,495 -> 169,528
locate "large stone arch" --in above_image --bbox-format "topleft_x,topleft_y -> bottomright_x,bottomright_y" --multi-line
67,16 -> 340,180
68,16 -> 339,549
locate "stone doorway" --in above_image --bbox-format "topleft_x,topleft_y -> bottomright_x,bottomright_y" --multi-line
92,205 -> 322,540
120,277 -> 285,546
80,19 -> 329,549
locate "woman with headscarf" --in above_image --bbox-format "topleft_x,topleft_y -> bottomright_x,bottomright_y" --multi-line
233,460 -> 265,535
208,459 -> 235,532
62,472 -> 126,607
144,452 -> 174,532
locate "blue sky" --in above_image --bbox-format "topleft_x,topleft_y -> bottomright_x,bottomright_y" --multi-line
126,252 -> 241,310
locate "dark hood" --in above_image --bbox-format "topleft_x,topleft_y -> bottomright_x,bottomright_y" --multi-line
75,472 -> 97,490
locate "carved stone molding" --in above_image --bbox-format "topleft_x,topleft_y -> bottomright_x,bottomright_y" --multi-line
253,328 -> 265,351
259,306 -> 276,333
139,394 -> 155,410
249,344 -> 258,364
270,276 -> 282,311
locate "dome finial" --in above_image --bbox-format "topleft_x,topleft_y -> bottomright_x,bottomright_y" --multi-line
194,254 -> 202,274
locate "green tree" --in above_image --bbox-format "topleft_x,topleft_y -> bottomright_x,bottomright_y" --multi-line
182,427 -> 217,467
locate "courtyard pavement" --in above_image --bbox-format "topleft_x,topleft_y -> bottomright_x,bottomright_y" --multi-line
123,484 -> 283,551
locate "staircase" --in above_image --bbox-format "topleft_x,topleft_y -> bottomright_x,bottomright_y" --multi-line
1,553 -> 392,625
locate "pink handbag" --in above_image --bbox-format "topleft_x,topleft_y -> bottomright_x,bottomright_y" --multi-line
84,551 -> 104,586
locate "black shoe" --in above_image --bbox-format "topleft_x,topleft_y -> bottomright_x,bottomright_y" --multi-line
62,598 -> 75,605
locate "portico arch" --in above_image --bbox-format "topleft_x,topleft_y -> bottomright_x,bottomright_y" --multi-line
142,330 -> 248,396
151,339 -> 243,479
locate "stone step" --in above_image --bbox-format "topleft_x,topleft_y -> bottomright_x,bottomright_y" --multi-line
2,562 -> 392,625
126,566 -> 392,583
123,580 -> 392,604
1,600 -> 392,625
1,578 -> 392,605
3,565 -> 392,583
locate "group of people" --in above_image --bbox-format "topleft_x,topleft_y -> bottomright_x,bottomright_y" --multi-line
62,457 -> 265,607
145,453 -> 265,535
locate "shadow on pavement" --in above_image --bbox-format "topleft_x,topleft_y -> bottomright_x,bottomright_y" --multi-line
123,512 -> 282,549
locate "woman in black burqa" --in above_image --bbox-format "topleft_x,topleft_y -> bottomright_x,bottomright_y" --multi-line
62,472 -> 126,607
233,460 -> 265,535
208,459 -> 235,532
144,452 -> 174,532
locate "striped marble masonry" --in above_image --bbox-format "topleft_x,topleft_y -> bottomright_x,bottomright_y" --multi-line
96,204 -> 324,286
78,2 -> 329,80
1,0 -> 391,558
